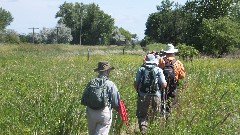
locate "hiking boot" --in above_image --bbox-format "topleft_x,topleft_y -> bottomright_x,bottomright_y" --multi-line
160,110 -> 170,117
159,110 -> 164,117
139,124 -> 147,135
140,126 -> 147,135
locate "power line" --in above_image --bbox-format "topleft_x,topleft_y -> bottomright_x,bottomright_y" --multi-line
28,27 -> 39,44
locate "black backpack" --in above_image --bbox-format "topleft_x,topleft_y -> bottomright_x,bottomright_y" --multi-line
163,57 -> 177,91
140,66 -> 158,93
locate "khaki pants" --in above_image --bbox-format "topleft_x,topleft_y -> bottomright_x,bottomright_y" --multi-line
136,95 -> 160,134
86,106 -> 112,135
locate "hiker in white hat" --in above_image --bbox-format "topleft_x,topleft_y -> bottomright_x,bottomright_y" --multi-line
158,43 -> 186,114
163,43 -> 178,53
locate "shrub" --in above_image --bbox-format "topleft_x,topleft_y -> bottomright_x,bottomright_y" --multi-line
200,17 -> 240,57
0,29 -> 20,44
176,43 -> 199,61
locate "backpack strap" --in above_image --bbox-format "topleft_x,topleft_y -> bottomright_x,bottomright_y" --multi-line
163,57 -> 177,65
97,76 -> 108,85
140,65 -> 155,77
171,59 -> 177,65
98,76 -> 112,105
163,57 -> 169,66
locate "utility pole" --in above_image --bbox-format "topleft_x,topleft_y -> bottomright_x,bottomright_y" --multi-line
28,27 -> 39,44
79,4 -> 85,46
56,26 -> 60,44
80,16 -> 82,45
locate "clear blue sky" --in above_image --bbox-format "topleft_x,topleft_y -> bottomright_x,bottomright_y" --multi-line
1,0 -> 186,40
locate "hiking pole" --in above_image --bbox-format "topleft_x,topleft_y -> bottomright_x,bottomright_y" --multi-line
163,87 -> 167,120
112,111 -> 118,135
157,85 -> 162,117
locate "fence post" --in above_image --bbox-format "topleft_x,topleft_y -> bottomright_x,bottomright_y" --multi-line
87,48 -> 90,61
123,48 -> 125,55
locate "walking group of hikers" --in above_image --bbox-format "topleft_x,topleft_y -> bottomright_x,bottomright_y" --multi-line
81,43 -> 186,135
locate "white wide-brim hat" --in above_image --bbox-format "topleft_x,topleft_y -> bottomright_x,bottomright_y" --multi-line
163,44 -> 178,53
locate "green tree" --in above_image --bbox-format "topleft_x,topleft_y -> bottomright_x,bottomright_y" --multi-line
56,2 -> 114,45
184,0 -> 234,51
131,34 -> 138,39
145,13 -> 161,43
229,0 -> 240,22
84,3 -> 114,45
200,17 -> 240,57
56,2 -> 83,44
19,34 -> 32,43
119,27 -> 131,41
111,27 -> 127,45
145,0 -> 188,44
0,7 -> 13,31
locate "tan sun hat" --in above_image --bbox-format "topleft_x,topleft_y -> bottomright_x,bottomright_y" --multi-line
94,61 -> 115,72
163,44 -> 178,53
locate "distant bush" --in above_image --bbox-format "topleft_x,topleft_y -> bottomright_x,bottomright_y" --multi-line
176,43 -> 199,61
147,43 -> 165,52
35,24 -> 73,44
0,29 -> 20,44
140,39 -> 147,47
140,42 -> 165,53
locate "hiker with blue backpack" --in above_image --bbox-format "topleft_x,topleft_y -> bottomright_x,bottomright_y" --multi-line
158,44 -> 186,114
134,54 -> 167,134
81,61 -> 127,135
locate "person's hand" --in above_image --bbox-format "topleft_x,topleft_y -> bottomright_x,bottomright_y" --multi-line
134,82 -> 138,90
161,82 -> 167,88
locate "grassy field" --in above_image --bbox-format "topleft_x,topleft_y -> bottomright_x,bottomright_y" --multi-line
0,44 -> 239,134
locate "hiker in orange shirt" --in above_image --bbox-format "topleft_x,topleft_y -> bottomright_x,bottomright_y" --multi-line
158,44 -> 186,113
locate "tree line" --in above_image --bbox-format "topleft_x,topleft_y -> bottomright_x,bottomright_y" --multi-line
0,2 -> 134,45
145,0 -> 240,57
0,0 -> 240,57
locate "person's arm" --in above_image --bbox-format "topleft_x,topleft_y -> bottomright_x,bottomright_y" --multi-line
109,82 -> 120,111
158,58 -> 165,69
134,67 -> 142,90
158,68 -> 167,88
176,60 -> 186,80
134,81 -> 138,90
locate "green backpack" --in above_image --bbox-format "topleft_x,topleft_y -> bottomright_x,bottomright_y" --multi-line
81,77 -> 109,110
140,65 -> 158,93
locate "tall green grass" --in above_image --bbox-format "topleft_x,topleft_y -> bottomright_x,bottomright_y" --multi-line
0,44 -> 239,134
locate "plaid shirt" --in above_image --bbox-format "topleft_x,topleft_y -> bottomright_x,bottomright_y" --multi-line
158,56 -> 186,80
